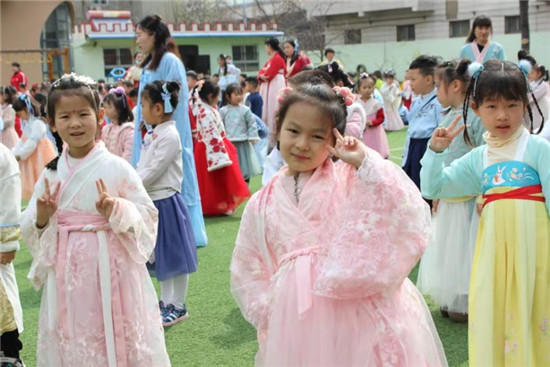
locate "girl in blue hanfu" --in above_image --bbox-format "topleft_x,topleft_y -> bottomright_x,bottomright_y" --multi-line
420,60 -> 550,366
459,15 -> 506,63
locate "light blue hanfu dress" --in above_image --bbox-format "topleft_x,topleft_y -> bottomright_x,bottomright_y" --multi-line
131,52 -> 208,246
459,40 -> 506,63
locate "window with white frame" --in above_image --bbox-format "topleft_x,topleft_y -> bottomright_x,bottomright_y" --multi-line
232,45 -> 259,72
449,20 -> 470,38
103,48 -> 133,77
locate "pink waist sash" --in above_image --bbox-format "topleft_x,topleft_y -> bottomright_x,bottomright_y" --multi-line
56,210 -> 127,367
278,246 -> 325,319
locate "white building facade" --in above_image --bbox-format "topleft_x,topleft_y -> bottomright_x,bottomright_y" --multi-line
306,0 -> 550,79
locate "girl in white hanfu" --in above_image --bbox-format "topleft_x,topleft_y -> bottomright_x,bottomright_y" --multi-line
21,74 -> 170,367
380,69 -> 405,131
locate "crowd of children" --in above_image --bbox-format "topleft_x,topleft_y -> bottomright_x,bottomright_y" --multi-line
1,11 -> 550,367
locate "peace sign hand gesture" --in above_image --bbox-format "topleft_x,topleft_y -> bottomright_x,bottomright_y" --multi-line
36,177 -> 61,229
429,115 -> 465,153
327,128 -> 369,169
95,178 -> 115,219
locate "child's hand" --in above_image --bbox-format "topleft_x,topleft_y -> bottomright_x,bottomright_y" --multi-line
327,128 -> 368,169
366,120 -> 373,126
95,178 -> 115,219
0,251 -> 16,265
36,177 -> 61,228
429,115 -> 465,153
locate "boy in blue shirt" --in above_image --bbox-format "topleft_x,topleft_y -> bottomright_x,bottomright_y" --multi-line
244,76 -> 263,118
403,55 -> 443,198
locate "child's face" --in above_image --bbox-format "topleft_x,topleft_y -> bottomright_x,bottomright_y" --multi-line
140,97 -> 162,125
408,68 -> 434,95
187,77 -> 197,90
213,75 -> 219,84
527,68 -> 542,82
244,82 -> 254,93
0,94 -> 5,104
16,108 -> 29,121
472,98 -> 525,140
278,101 -> 334,176
229,91 -> 243,105
103,100 -> 118,121
359,79 -> 375,99
53,95 -> 101,158
326,52 -> 335,62
434,74 -> 452,108
385,76 -> 394,84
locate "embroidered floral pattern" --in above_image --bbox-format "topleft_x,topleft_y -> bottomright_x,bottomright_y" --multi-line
21,145 -> 169,366
192,93 -> 233,171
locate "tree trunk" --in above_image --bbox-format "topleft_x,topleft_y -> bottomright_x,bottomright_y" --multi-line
519,0 -> 530,52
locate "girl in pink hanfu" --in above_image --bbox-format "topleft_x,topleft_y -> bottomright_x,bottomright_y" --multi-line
101,86 -> 134,162
20,74 -> 170,367
11,94 -> 57,200
258,38 -> 286,133
356,73 -> 390,158
231,84 -> 447,367
0,87 -> 19,149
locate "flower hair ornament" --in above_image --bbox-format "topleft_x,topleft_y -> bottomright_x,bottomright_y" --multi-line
333,86 -> 355,107
109,86 -> 126,95
277,86 -> 293,104
190,79 -> 205,106
109,86 -> 127,107
359,72 -> 370,79
161,83 -> 173,113
468,62 -> 484,97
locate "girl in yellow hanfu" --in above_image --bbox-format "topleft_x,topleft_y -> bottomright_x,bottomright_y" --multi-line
420,59 -> 550,367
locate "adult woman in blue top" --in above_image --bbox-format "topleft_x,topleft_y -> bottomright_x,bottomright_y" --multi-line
459,15 -> 505,63
133,15 -> 207,246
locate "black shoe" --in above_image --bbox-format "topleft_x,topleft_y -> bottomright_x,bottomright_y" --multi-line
440,307 -> 449,318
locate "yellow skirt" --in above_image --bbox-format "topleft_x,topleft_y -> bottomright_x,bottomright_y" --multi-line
469,186 -> 550,366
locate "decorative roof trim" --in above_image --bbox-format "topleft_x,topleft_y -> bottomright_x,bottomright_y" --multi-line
74,21 -> 279,34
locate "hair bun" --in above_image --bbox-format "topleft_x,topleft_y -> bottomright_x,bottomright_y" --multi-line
168,81 -> 181,93
518,59 -> 532,76
468,62 -> 484,78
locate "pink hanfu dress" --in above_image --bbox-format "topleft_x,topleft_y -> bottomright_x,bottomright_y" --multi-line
21,142 -> 170,367
231,153 -> 448,366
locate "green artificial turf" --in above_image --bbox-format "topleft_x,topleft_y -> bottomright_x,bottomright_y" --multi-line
14,128 -> 468,366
